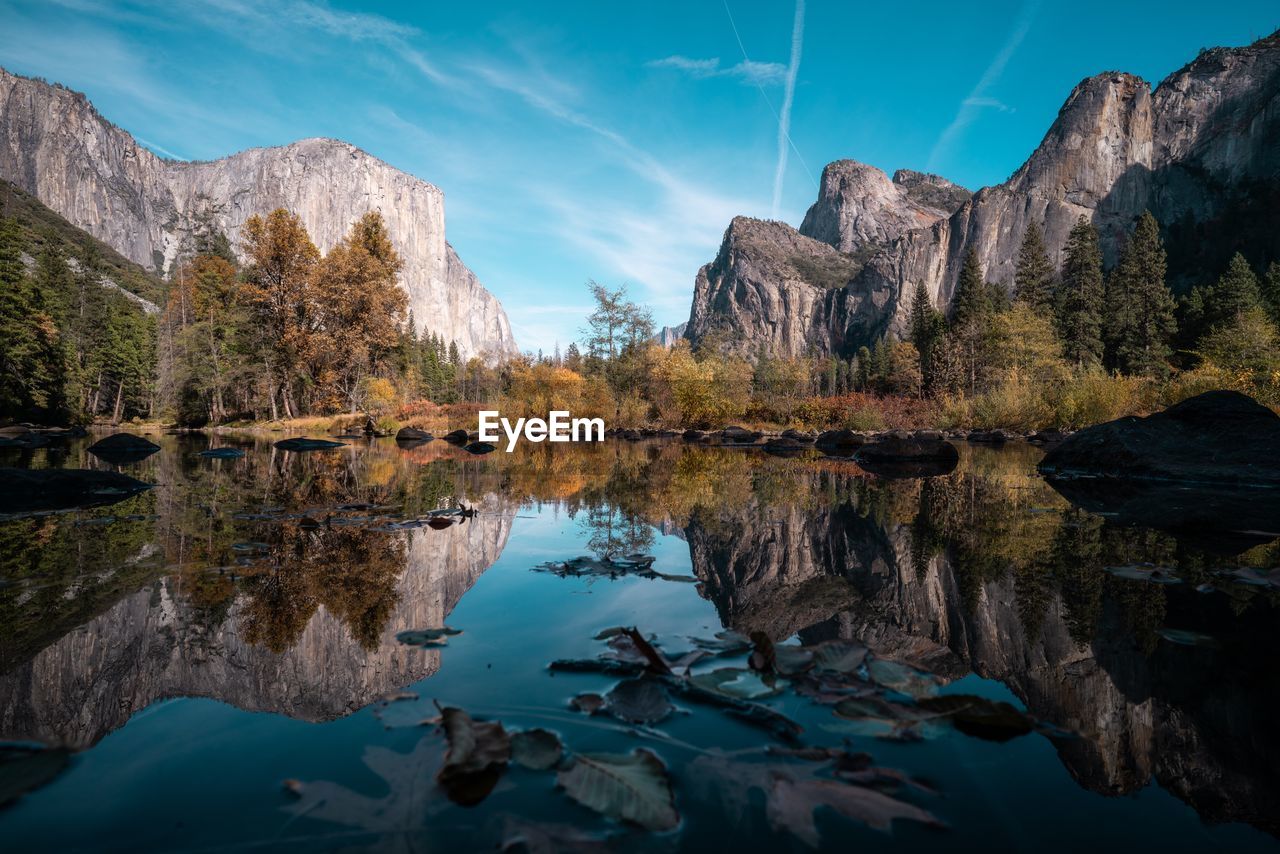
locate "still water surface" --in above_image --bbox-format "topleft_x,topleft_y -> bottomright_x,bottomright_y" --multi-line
0,435 -> 1276,851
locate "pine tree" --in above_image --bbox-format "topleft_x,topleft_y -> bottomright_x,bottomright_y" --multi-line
1103,211 -> 1176,376
908,281 -> 944,394
950,248 -> 991,329
1014,222 -> 1055,313
1261,261 -> 1280,328
1056,216 -> 1105,368
1209,252 -> 1261,325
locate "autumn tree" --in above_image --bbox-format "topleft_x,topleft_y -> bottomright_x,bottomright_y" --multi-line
240,209 -> 320,419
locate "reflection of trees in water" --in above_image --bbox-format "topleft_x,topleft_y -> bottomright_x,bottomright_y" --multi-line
240,525 -> 407,653
580,504 -> 655,559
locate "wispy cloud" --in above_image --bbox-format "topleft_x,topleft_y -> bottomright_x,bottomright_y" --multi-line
928,0 -> 1038,171
135,137 -> 187,161
648,55 -> 787,85
771,0 -> 805,219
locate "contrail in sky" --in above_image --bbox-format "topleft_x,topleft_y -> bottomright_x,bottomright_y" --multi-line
771,0 -> 805,219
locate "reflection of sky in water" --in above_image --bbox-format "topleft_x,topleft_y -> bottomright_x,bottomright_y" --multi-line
0,435 -> 1277,851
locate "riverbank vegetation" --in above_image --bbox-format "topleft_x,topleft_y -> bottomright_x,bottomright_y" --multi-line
4,202 -> 1277,433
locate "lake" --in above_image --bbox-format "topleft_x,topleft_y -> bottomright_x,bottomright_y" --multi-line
0,433 -> 1276,851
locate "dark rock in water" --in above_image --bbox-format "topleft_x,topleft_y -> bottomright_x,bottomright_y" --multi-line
0,432 -> 51,449
622,429 -> 643,441
968,429 -> 1017,443
395,427 -> 434,443
87,432 -> 160,463
911,429 -> 944,442
443,429 -> 469,443
656,429 -> 678,438
781,428 -> 815,443
1039,390 -> 1280,486
763,437 -> 813,456
854,433 -> 959,478
464,441 -> 496,455
1029,429 -> 1068,444
0,468 -> 152,513
814,429 -> 866,452
199,447 -> 245,459
273,437 -> 347,451
682,429 -> 706,442
720,425 -> 762,443
1045,476 -> 1280,554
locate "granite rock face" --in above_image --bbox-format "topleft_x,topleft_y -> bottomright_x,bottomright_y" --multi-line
687,31 -> 1280,356
0,68 -> 516,360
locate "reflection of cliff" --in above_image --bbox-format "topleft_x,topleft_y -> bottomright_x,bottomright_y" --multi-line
685,482 -> 1279,836
0,509 -> 511,749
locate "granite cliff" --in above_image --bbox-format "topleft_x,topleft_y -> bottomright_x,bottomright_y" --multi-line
0,68 -> 517,360
686,31 -> 1280,357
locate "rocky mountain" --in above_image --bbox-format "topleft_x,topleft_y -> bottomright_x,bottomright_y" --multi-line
0,68 -> 517,360
686,31 -> 1280,357
0,507 -> 512,749
651,322 -> 687,349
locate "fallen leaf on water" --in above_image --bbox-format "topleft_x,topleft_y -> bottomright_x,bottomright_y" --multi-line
866,659 -> 940,698
689,667 -> 784,700
604,678 -> 674,725
689,630 -> 752,656
510,728 -> 564,771
396,627 -> 463,648
436,705 -> 511,806
809,640 -> 868,675
570,693 -> 606,714
914,695 -> 1034,742
556,749 -> 679,832
497,814 -> 618,853
766,773 -> 944,844
281,778 -> 305,798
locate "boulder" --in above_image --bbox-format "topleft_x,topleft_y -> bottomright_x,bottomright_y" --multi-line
1038,390 -> 1280,486
814,429 -> 866,452
781,428 -> 816,443
0,467 -> 152,513
763,437 -> 813,456
1028,429 -> 1068,444
854,434 -> 959,478
682,429 -> 706,442
199,447 -> 246,459
395,427 -> 434,443
720,425 -> 762,443
273,437 -> 347,451
87,432 -> 160,463
967,429 -> 1017,444
463,441 -> 497,455
443,429 -> 470,443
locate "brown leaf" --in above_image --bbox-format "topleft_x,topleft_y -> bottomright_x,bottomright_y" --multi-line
604,678 -> 674,725
556,749 -> 679,831
436,705 -> 511,806
766,773 -> 944,844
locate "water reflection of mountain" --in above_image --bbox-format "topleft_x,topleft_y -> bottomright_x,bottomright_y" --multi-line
683,464 -> 1280,837
0,508 -> 511,749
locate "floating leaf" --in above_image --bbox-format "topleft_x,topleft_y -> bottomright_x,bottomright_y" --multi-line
556,749 -> 679,831
809,640 -> 868,675
690,630 -> 752,655
1157,628 -> 1218,647
397,627 -> 463,648
915,694 -> 1034,742
866,659 -> 940,697
511,729 -> 564,771
766,773 -> 944,843
689,667 -> 784,700
570,693 -> 606,714
604,679 -> 674,725
436,706 -> 511,806
281,778 -> 305,798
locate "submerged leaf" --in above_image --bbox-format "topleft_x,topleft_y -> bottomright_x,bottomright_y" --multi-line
604,679 -> 674,725
866,659 -> 940,697
688,667 -> 784,700
511,729 -> 564,771
397,627 -> 463,648
914,695 -> 1034,742
809,640 -> 868,675
570,693 -> 606,715
689,630 -> 752,656
436,706 -> 511,806
556,749 -> 679,831
766,773 -> 944,843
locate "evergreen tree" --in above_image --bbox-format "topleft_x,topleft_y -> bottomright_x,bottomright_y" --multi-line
854,345 -> 872,390
1261,261 -> 1280,328
950,248 -> 991,329
1209,252 -> 1261,325
1103,211 -> 1176,376
1056,216 -> 1105,368
908,281 -> 944,394
1014,222 -> 1055,313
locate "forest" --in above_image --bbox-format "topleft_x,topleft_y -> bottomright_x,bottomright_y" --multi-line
2,202 -> 1278,433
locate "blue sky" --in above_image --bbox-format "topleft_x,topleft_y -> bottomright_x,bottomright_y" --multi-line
1,1 -> 1277,354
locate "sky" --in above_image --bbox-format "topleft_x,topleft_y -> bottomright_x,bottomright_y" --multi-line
0,1 -> 1277,354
